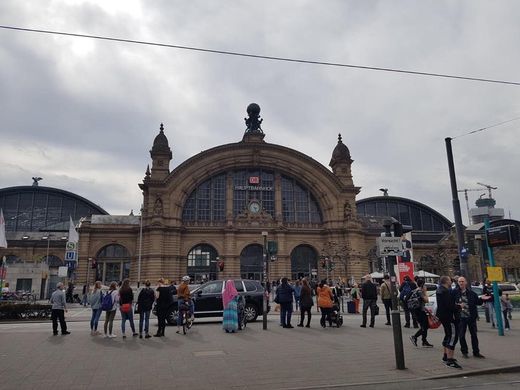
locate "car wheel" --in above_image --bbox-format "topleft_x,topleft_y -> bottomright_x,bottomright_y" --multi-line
166,309 -> 178,325
244,304 -> 258,322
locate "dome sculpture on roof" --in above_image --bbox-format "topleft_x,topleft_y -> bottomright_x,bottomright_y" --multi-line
329,133 -> 351,166
244,103 -> 263,134
150,123 -> 172,159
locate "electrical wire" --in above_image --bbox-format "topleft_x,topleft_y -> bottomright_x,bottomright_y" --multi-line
451,116 -> 520,139
1,24 -> 520,86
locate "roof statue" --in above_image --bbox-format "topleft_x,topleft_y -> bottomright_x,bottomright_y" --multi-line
32,177 -> 42,186
244,103 -> 264,134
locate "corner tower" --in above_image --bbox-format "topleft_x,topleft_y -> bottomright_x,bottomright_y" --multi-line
329,133 -> 354,187
149,123 -> 173,181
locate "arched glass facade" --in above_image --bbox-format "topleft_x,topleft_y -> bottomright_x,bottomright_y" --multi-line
281,176 -> 322,223
187,244 -> 218,282
290,245 -> 318,280
0,186 -> 107,232
96,244 -> 131,284
182,169 -> 322,224
182,174 -> 226,221
356,196 -> 452,232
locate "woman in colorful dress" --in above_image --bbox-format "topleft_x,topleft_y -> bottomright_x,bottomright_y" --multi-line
222,280 -> 239,333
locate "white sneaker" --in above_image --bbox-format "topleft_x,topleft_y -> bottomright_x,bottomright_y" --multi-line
109,334 -> 117,338
104,334 -> 109,338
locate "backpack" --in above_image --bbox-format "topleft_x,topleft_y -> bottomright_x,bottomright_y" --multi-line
101,291 -> 114,311
399,282 -> 412,302
407,288 -> 423,310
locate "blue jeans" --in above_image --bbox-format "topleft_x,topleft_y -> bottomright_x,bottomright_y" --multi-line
177,299 -> 194,326
90,308 -> 102,331
139,310 -> 151,335
120,309 -> 136,334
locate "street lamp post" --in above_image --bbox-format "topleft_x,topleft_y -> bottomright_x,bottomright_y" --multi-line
262,231 -> 268,330
137,204 -> 143,288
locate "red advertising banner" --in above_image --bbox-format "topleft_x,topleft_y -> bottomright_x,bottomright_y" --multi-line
0,267 -> 6,279
396,261 -> 414,284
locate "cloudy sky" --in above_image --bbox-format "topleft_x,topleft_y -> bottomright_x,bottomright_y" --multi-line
1,0 -> 519,223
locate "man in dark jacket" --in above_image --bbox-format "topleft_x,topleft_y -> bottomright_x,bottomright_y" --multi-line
436,276 -> 462,369
276,277 -> 295,328
454,277 -> 485,358
360,276 -> 378,328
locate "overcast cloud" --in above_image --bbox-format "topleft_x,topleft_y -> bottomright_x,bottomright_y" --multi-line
1,0 -> 519,223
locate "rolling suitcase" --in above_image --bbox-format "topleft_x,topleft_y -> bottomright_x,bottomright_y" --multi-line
347,300 -> 356,314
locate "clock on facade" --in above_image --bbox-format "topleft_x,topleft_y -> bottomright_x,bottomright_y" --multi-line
248,201 -> 261,214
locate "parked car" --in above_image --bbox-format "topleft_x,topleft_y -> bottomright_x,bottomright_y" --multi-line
154,279 -> 269,325
498,283 -> 520,296
425,285 -> 486,315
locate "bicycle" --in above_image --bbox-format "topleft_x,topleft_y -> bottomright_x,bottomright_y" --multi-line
177,302 -> 193,335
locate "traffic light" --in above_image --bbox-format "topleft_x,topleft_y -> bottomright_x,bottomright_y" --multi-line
218,260 -> 225,272
91,258 -> 97,269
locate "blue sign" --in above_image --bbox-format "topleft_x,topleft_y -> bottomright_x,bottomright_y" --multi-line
65,251 -> 77,261
66,261 -> 76,270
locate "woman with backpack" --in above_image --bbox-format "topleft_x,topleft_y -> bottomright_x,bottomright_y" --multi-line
103,281 -> 119,338
119,279 -> 138,338
137,280 -> 155,338
89,280 -> 103,335
409,278 -> 433,348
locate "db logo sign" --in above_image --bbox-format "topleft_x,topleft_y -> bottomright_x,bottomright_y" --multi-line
249,176 -> 260,184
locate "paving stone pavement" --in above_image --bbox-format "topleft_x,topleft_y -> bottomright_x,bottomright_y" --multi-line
0,310 -> 517,390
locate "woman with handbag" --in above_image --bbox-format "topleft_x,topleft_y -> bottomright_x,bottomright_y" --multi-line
409,278 -> 434,348
137,280 -> 156,339
119,279 -> 138,338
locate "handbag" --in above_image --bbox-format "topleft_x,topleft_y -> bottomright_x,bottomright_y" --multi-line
427,312 -> 441,329
134,303 -> 140,314
120,303 -> 132,313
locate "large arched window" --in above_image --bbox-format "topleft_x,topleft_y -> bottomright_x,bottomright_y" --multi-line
182,173 -> 226,222
281,176 -> 322,223
42,255 -> 63,267
240,244 -> 263,281
187,244 -> 218,282
290,245 -> 318,280
96,244 -> 131,284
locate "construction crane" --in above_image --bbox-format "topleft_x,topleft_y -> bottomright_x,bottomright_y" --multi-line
458,188 -> 485,224
477,182 -> 498,199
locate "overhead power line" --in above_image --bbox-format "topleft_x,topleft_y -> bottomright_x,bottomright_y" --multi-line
451,115 -> 520,139
1,24 -> 520,86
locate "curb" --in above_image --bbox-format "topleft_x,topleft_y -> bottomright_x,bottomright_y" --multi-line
281,364 -> 520,389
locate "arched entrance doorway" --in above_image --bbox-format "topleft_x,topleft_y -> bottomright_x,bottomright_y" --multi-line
187,244 -> 219,282
290,245 -> 318,281
96,244 -> 131,284
240,244 -> 263,281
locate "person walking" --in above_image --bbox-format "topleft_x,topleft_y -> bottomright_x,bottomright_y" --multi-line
409,278 -> 433,348
360,276 -> 378,328
454,276 -> 485,358
399,276 -> 418,328
222,279 -> 240,333
154,278 -> 173,337
482,280 -> 496,327
275,277 -> 295,328
103,281 -> 119,338
317,279 -> 334,328
50,282 -> 70,335
293,280 -> 302,311
118,279 -> 137,338
500,291 -> 512,330
380,275 -> 392,326
350,283 -> 360,314
298,278 -> 313,327
136,280 -> 155,339
89,281 -> 103,336
436,275 -> 462,369
82,284 -> 88,306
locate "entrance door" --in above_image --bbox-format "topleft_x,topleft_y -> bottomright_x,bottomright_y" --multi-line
290,245 -> 318,281
240,244 -> 263,280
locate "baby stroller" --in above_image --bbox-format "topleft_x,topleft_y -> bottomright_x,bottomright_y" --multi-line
329,291 -> 343,328
237,295 -> 247,330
